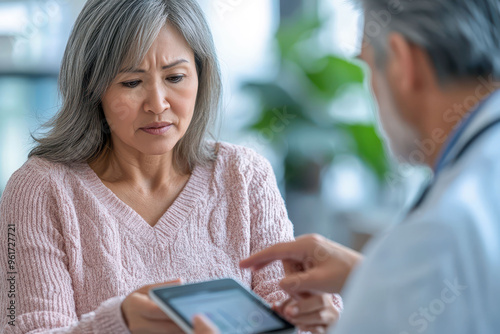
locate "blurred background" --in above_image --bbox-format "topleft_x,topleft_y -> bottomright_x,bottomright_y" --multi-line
0,0 -> 428,251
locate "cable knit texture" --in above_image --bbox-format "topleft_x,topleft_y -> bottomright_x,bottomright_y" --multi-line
0,143 -> 298,333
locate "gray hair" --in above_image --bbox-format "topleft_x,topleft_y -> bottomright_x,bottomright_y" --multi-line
30,0 -> 221,172
359,0 -> 500,83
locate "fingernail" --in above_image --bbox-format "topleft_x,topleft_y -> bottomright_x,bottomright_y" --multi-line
287,306 -> 299,317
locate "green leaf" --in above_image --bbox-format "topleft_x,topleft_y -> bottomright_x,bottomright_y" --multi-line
243,83 -> 315,142
306,56 -> 364,99
339,123 -> 390,180
276,15 -> 323,59
242,83 -> 300,110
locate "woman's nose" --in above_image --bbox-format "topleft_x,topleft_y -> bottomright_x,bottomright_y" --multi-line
144,83 -> 171,114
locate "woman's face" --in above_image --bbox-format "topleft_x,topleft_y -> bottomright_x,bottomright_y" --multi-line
101,24 -> 199,157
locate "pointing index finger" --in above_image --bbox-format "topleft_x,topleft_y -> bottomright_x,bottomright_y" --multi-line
240,241 -> 306,271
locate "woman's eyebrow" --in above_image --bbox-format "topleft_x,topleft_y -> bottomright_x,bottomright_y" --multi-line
120,59 -> 189,73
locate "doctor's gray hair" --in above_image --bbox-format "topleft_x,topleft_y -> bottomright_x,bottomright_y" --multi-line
359,0 -> 500,84
30,0 -> 221,172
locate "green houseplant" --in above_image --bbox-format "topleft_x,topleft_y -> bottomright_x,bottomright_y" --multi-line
243,5 -> 390,192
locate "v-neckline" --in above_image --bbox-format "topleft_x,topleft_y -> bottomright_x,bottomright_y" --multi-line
75,160 -> 214,243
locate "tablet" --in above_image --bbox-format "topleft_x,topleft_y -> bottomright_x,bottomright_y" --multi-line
149,278 -> 296,334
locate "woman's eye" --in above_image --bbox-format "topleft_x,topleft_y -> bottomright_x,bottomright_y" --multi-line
167,75 -> 184,83
122,80 -> 141,88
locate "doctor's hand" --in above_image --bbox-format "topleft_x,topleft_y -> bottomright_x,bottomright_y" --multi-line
274,294 -> 340,334
193,315 -> 219,334
240,234 -> 362,295
121,279 -> 184,334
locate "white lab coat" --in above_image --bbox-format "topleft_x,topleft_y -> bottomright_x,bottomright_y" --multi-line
332,91 -> 500,334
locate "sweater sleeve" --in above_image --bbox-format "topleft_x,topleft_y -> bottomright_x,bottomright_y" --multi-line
246,153 -> 295,305
246,152 -> 343,313
0,163 -> 130,334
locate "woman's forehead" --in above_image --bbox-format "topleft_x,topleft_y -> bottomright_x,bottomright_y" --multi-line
149,25 -> 193,57
119,24 -> 194,73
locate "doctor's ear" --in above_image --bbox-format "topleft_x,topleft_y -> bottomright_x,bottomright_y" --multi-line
387,33 -> 415,94
386,33 -> 438,95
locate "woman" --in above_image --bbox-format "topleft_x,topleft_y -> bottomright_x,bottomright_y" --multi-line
0,0 -> 340,333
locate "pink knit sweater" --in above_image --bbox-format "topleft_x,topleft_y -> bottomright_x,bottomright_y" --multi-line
0,143 -> 295,333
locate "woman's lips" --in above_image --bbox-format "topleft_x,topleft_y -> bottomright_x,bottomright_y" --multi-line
140,124 -> 173,135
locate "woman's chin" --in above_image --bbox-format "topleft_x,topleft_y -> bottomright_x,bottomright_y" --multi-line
127,137 -> 179,156
133,144 -> 177,157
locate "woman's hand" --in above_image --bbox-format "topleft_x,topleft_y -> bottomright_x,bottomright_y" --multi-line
193,315 -> 219,334
121,279 -> 184,334
274,294 -> 340,334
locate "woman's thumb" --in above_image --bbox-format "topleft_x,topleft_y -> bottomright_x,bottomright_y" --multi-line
193,315 -> 219,334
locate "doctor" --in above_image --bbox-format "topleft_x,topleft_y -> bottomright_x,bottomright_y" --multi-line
194,0 -> 500,333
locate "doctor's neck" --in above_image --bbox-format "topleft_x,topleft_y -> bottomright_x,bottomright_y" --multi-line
411,79 -> 500,168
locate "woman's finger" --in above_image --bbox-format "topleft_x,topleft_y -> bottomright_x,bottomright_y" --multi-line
130,293 -> 172,320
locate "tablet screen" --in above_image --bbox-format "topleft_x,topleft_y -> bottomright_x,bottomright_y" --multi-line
170,288 -> 286,333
